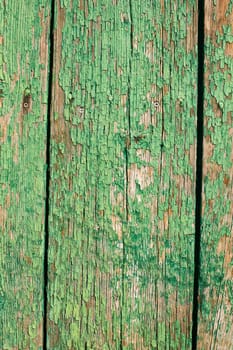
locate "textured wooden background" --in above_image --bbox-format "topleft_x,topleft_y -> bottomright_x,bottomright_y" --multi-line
0,1 -> 232,349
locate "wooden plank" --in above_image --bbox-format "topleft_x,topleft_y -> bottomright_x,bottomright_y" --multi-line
47,0 -> 198,348
122,1 -> 197,348
0,1 -> 51,348
197,1 -> 233,348
47,1 -> 128,347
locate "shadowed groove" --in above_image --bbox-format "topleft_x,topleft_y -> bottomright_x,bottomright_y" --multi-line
192,0 -> 205,348
43,0 -> 55,348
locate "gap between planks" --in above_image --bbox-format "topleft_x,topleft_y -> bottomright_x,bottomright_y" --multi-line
192,0 -> 205,349
43,0 -> 56,349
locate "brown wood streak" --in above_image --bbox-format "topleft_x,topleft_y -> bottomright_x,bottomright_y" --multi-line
205,0 -> 233,36
51,4 -> 66,143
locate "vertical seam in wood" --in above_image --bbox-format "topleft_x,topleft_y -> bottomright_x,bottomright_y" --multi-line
121,2 -> 133,348
192,0 -> 205,349
43,0 -> 55,348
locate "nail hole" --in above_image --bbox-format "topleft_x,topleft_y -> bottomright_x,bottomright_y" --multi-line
153,101 -> 160,108
22,93 -> 31,114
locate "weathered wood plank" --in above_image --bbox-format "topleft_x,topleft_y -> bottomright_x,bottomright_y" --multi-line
122,1 -> 197,348
0,1 -> 51,348
47,0 -> 197,348
47,1 -> 128,347
198,1 -> 233,348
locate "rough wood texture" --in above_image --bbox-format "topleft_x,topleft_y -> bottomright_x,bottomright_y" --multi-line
0,1 -> 51,348
47,0 -> 126,347
122,1 -> 197,349
198,1 -> 233,348
47,1 -> 197,348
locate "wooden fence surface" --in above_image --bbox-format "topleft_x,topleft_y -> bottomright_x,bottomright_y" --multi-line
0,1 -> 232,349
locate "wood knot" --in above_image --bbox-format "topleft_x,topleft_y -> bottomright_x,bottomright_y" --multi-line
133,135 -> 145,143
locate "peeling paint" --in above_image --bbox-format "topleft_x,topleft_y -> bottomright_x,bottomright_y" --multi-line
198,1 -> 233,348
47,0 -> 197,348
0,0 -> 51,348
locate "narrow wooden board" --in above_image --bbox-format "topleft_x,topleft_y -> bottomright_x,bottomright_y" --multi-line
47,1 -> 128,347
0,1 -> 51,348
197,1 -> 233,348
47,0 -> 198,348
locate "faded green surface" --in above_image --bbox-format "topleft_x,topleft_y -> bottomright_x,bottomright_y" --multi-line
47,0 -> 197,348
198,1 -> 233,348
4,1 -> 233,349
0,0 -> 51,348
48,0 -> 127,347
122,1 -> 197,349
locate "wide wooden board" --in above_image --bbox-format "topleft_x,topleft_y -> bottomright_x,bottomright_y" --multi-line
47,0 -> 198,348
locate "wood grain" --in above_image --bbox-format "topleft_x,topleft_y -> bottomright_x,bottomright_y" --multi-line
47,1 -> 198,348
122,1 -> 197,348
0,1 -> 51,348
198,1 -> 233,348
47,1 -> 127,347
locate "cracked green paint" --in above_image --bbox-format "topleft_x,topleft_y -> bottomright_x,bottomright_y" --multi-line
197,1 -> 233,348
0,1 -> 51,348
3,0 -> 233,348
122,1 -> 197,349
47,0 -> 197,348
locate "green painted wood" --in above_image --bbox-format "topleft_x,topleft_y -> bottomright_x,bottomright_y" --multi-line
122,1 -> 197,348
0,1 -> 51,348
47,1 -> 127,347
198,1 -> 233,348
47,0 -> 198,348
